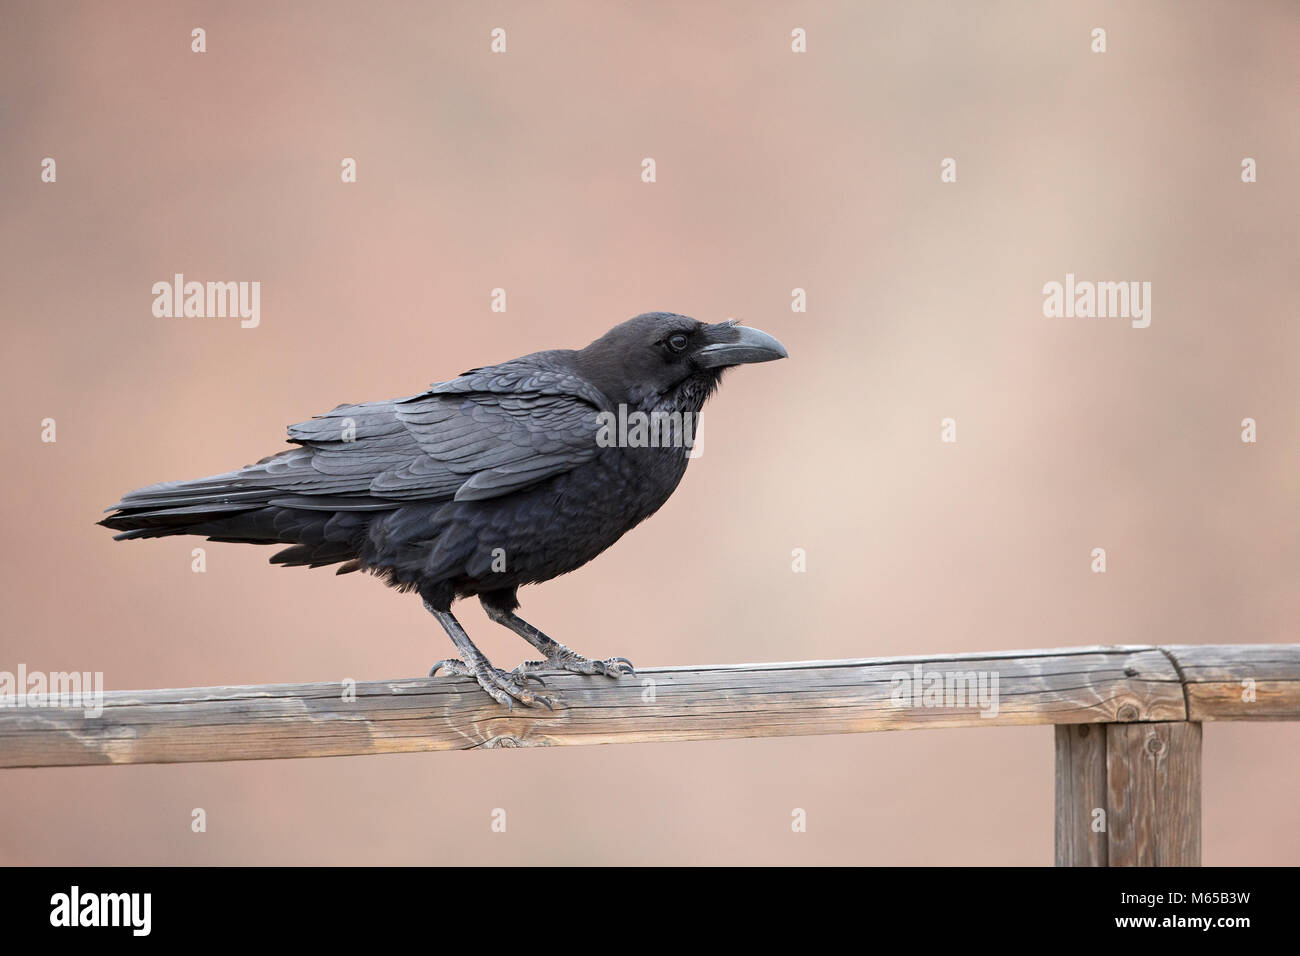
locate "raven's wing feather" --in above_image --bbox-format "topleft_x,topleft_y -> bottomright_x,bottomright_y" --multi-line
386,360 -> 608,501
107,359 -> 608,517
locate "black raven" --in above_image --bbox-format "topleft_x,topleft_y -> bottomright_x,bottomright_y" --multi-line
101,313 -> 787,707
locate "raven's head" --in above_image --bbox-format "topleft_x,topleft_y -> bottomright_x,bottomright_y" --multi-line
577,312 -> 788,410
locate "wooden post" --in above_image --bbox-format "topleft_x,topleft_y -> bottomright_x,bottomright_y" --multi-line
1054,724 -> 1108,866
1105,722 -> 1202,866
1055,721 -> 1202,866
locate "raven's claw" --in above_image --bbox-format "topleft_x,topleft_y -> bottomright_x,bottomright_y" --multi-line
513,651 -> 635,679
430,658 -> 557,709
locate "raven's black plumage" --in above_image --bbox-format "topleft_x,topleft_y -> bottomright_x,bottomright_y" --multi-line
102,312 -> 787,706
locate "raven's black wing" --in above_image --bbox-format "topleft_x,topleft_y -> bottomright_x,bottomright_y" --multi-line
287,359 -> 610,504
103,359 -> 611,526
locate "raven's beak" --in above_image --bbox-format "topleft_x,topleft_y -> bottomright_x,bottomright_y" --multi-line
694,324 -> 789,368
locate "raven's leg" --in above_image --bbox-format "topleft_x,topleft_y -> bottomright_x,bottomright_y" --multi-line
479,591 -> 635,679
424,600 -> 555,710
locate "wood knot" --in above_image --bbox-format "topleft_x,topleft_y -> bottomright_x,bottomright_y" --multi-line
1116,704 -> 1140,722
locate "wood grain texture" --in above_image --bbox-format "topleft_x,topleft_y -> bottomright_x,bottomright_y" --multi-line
1104,722 -> 1202,867
1165,644 -> 1300,720
0,645 -> 1189,767
1054,724 -> 1108,866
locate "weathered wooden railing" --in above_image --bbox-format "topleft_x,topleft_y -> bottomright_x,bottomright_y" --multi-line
2,644 -> 1296,865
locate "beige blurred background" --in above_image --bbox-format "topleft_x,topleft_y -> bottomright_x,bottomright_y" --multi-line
2,1 -> 1298,865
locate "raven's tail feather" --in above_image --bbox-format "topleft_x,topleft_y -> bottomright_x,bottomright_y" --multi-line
100,452 -> 383,573
100,436 -> 420,573
101,493 -> 377,571
99,472 -> 270,539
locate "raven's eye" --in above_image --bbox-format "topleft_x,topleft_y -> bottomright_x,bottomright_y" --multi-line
666,333 -> 689,353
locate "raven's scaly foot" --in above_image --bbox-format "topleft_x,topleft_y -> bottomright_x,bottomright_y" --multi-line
429,659 -> 556,710
513,650 -> 635,679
